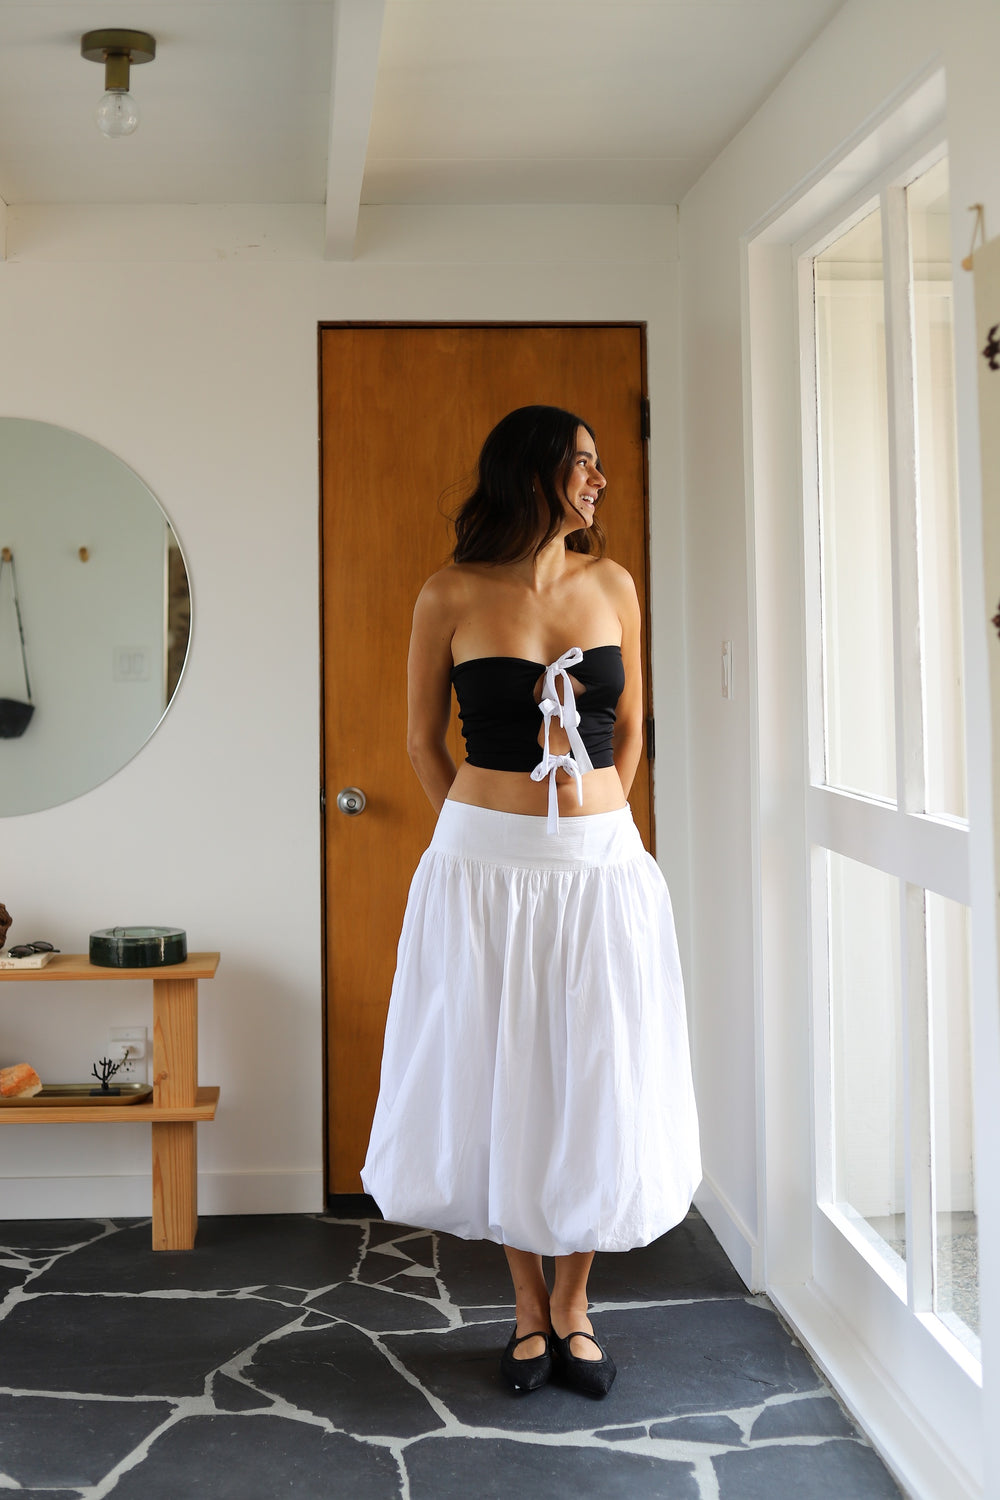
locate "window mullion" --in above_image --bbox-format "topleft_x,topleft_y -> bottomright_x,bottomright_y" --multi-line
881,184 -> 924,814
883,183 -> 935,1324
902,880 -> 935,1313
810,846 -> 835,1213
799,252 -> 826,789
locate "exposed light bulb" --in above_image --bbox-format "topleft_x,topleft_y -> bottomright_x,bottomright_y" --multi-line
82,31 -> 155,138
96,89 -> 139,138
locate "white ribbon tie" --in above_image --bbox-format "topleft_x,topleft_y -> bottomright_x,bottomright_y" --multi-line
529,647 -> 595,833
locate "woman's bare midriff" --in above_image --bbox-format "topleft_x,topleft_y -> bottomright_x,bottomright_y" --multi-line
447,763 -> 627,818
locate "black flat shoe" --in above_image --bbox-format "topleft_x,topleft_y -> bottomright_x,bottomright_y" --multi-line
550,1329 -> 617,1397
500,1329 -> 552,1392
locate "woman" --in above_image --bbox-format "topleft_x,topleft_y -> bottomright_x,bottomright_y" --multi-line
362,405 -> 701,1397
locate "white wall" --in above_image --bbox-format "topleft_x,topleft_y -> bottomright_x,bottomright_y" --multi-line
0,203 -> 688,1219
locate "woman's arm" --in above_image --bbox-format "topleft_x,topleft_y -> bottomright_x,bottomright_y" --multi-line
607,564 -> 644,797
406,570 -> 459,812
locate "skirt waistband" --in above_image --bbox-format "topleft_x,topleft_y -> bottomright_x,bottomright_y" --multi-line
432,800 -> 644,871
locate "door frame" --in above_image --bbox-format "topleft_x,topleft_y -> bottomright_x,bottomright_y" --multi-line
317,320 -> 655,1205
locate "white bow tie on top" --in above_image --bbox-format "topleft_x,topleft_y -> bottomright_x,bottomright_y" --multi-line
529,647 -> 596,834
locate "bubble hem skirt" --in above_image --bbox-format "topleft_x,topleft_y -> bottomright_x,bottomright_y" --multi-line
361,800 -> 702,1257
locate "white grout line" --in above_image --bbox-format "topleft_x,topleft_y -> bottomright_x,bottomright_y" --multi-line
385,1442 -> 412,1500
80,1402 -> 190,1500
691,1454 -> 721,1499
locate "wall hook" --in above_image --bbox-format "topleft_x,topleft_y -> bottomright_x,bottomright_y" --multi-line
78,547 -> 90,563
1,547 -> 11,563
962,204 -> 986,271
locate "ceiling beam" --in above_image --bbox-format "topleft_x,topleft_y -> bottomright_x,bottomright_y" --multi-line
324,0 -> 386,260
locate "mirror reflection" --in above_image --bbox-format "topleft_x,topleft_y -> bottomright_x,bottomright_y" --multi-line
0,419 -> 191,816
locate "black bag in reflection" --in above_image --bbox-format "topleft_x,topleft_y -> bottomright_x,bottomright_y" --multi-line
0,698 -> 33,738
0,551 -> 34,736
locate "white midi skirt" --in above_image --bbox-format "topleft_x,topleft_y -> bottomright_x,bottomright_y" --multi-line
361,801 -> 701,1257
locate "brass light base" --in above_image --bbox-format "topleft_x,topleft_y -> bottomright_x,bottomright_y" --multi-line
81,29 -> 156,93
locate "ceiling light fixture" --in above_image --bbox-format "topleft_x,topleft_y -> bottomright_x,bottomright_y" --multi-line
81,29 -> 156,139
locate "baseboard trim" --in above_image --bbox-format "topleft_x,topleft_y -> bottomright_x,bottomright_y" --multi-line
0,1170 -> 325,1220
693,1173 -> 761,1290
769,1278 -> 981,1500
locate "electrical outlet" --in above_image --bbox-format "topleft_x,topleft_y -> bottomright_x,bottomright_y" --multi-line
108,1026 -> 147,1085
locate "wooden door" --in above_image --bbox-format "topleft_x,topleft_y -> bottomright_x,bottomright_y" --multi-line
321,324 -> 651,1193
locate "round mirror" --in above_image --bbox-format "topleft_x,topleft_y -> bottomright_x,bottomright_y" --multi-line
0,419 -> 191,816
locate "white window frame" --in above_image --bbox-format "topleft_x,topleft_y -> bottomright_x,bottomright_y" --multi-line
796,149 -> 974,1375
741,66 -> 990,1500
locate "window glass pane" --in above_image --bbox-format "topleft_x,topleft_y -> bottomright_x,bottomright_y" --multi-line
815,209 -> 896,803
908,160 -> 967,819
926,892 -> 979,1355
828,852 -> 905,1278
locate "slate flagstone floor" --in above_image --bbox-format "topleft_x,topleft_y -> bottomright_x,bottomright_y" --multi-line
0,1209 -> 903,1499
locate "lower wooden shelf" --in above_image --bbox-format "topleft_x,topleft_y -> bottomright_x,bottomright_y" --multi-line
0,953 -> 221,1249
0,1086 -> 220,1125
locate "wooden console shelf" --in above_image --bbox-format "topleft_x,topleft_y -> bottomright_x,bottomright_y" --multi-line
1,1086 -> 220,1125
0,952 -> 221,1250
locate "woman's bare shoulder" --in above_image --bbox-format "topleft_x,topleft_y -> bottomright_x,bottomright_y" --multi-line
583,555 -> 639,604
417,563 -> 470,605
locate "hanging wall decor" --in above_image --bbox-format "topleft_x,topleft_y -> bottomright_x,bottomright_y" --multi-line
0,549 -> 34,738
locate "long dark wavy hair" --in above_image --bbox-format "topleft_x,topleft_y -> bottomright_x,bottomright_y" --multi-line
452,405 -> 607,565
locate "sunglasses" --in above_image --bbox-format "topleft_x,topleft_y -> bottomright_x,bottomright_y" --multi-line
7,941 -> 60,958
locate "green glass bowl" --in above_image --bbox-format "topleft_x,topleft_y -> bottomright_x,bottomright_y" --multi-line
89,927 -> 187,968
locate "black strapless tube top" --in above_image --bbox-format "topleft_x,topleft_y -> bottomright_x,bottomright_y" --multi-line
451,645 -> 624,773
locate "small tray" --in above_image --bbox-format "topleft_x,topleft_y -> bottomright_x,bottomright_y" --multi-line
0,952 -> 55,970
0,1083 -> 153,1107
